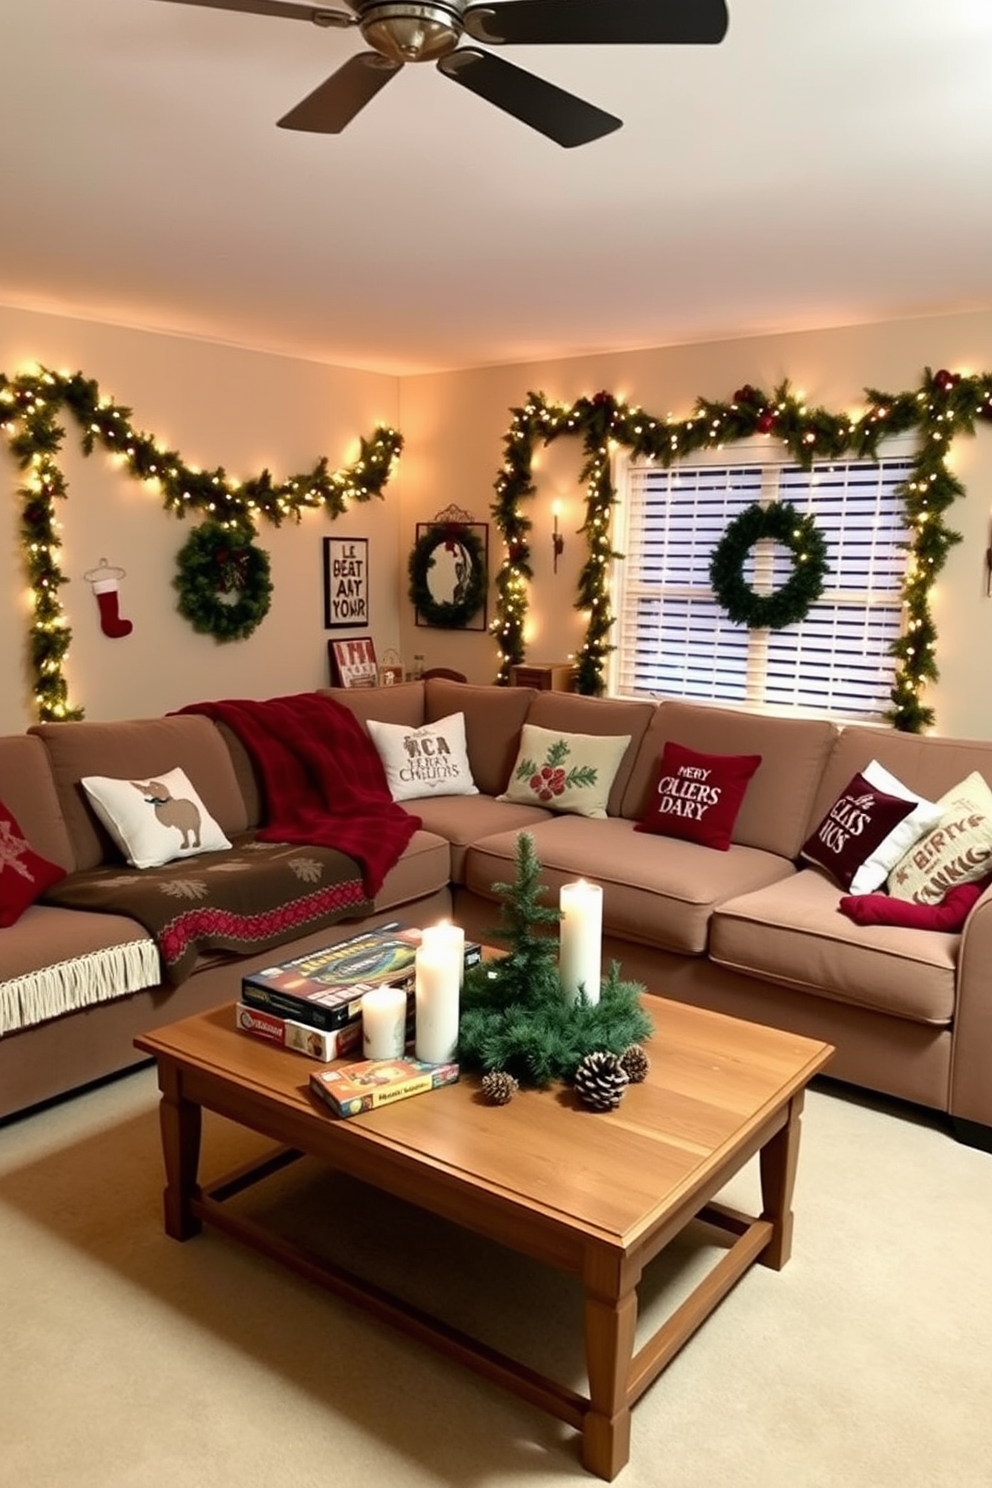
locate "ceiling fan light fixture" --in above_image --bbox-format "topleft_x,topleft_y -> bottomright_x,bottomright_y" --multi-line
358,2 -> 463,63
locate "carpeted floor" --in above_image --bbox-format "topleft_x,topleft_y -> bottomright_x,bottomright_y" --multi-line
1,1064 -> 989,1488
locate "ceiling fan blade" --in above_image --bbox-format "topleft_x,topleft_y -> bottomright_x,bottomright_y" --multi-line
277,52 -> 401,132
155,0 -> 356,26
437,49 -> 620,148
464,0 -> 728,46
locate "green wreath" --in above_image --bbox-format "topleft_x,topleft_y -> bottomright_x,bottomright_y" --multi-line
709,501 -> 829,630
408,522 -> 488,628
174,522 -> 273,642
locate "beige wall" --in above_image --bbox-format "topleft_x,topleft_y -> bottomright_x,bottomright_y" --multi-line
4,303 -> 991,741
0,305 -> 400,734
398,309 -> 992,739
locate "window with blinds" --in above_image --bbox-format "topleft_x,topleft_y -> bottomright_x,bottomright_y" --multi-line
611,444 -> 915,722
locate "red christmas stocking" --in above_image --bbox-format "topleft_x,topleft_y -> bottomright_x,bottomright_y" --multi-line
93,582 -> 133,639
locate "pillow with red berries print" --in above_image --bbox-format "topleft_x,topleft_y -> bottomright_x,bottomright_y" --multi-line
497,724 -> 631,818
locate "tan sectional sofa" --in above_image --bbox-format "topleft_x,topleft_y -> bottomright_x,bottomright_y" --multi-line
2,679 -> 991,1153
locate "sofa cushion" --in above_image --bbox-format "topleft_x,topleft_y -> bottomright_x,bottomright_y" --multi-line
0,736 -> 75,872
464,817 -> 796,957
409,795 -> 552,883
621,702 -> 838,859
372,827 -> 451,914
0,798 -> 67,926
635,741 -> 762,851
32,716 -> 249,872
80,767 -> 233,869
367,713 -> 478,802
710,869 -> 958,1025
424,680 -> 535,796
499,724 -> 632,819
524,692 -> 654,816
887,771 -> 992,903
321,681 -> 426,731
800,769 -> 920,892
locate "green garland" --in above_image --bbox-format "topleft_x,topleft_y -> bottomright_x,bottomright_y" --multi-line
709,500 -> 829,629
489,370 -> 992,729
174,522 -> 273,642
0,365 -> 403,719
407,521 -> 488,628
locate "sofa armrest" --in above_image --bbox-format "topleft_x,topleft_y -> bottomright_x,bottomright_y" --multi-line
949,885 -> 992,1132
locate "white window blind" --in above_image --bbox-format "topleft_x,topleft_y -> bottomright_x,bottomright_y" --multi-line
612,445 -> 914,722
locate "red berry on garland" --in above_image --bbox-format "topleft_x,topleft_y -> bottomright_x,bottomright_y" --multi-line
756,411 -> 776,433
734,385 -> 756,404
934,369 -> 961,392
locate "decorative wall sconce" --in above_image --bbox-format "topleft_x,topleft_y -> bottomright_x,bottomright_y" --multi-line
552,501 -> 565,574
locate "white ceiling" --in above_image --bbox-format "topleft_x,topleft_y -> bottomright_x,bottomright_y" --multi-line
3,0 -> 992,376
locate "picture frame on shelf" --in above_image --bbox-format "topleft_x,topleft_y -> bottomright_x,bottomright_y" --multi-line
377,649 -> 405,687
329,635 -> 378,688
323,537 -> 369,630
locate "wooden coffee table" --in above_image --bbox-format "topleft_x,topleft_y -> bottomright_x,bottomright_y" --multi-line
136,999 -> 831,1480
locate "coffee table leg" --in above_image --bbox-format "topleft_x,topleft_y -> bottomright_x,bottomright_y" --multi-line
581,1256 -> 638,1480
157,1060 -> 203,1241
758,1090 -> 805,1270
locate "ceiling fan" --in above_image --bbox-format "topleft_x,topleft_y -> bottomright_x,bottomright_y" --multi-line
157,0 -> 729,148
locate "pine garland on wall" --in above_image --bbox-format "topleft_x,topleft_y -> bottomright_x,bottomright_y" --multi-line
0,365 -> 403,721
488,369 -> 992,730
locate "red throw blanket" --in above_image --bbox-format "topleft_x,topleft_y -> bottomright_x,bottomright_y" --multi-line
179,693 -> 420,897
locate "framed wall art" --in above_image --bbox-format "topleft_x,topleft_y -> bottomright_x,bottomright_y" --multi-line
323,536 -> 369,629
328,635 -> 378,688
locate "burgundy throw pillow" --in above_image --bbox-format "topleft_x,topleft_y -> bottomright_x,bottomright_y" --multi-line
801,772 -> 917,891
0,798 -> 66,927
634,741 -> 762,851
839,877 -> 989,932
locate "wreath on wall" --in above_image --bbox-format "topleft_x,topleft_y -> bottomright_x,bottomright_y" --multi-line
708,501 -> 829,629
408,521 -> 488,628
174,522 -> 273,642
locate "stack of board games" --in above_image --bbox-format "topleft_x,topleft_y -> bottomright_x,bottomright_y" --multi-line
237,922 -> 481,1057
310,1057 -> 460,1118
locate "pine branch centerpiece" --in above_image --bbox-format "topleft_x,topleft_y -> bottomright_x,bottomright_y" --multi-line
458,833 -> 652,1088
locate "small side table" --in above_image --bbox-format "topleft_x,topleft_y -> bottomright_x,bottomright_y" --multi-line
509,663 -> 576,692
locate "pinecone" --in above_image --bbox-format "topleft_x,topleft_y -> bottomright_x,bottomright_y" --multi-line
573,1050 -> 629,1111
481,1069 -> 519,1106
620,1044 -> 650,1084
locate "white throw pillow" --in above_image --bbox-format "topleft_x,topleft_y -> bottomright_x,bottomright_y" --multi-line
888,770 -> 992,903
847,758 -> 942,895
366,712 -> 478,802
81,766 -> 232,869
498,723 -> 631,819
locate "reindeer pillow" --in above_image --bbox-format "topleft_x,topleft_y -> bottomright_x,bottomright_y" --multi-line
366,712 -> 478,803
81,766 -> 232,869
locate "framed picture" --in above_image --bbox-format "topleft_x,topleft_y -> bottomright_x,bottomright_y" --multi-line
329,635 -> 378,688
323,537 -> 369,629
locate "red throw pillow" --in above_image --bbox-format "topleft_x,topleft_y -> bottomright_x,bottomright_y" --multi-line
0,799 -> 66,927
634,741 -> 762,851
838,877 -> 989,932
801,772 -> 917,891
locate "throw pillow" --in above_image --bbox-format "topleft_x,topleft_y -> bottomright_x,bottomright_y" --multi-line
81,767 -> 232,869
498,724 -> 631,819
634,741 -> 762,851
366,712 -> 478,803
802,759 -> 943,894
839,877 -> 989,932
887,770 -> 992,904
0,798 -> 67,926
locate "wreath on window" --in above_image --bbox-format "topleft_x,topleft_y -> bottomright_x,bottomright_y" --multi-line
709,501 -> 829,630
408,522 -> 488,628
174,521 -> 273,642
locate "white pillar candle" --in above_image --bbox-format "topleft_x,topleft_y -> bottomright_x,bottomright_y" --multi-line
414,943 -> 461,1064
559,879 -> 603,1006
361,985 -> 408,1061
420,919 -> 466,986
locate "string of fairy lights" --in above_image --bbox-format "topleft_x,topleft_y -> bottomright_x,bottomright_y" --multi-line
489,369 -> 992,731
0,365 -> 403,721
